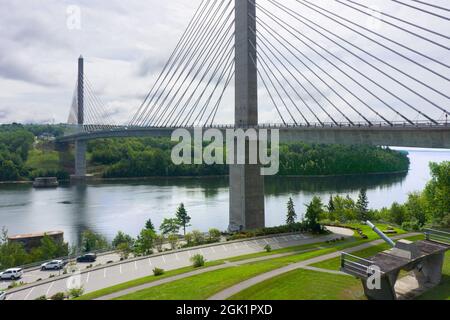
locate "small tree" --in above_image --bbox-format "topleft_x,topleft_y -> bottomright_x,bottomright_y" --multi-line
184,233 -> 194,247
81,230 -> 109,253
356,189 -> 369,221
305,196 -> 324,234
154,235 -> 165,252
167,234 -> 179,250
117,242 -> 132,260
160,218 -> 180,235
176,203 -> 191,236
135,229 -> 156,256
145,219 -> 155,232
112,231 -> 134,249
327,195 -> 335,213
286,197 -> 297,225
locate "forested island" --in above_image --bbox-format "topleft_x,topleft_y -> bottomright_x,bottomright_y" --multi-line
0,124 -> 410,181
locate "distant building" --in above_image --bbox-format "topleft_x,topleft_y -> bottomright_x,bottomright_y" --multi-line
37,133 -> 56,141
8,231 -> 64,252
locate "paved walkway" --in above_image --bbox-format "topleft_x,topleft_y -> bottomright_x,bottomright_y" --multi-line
208,233 -> 418,300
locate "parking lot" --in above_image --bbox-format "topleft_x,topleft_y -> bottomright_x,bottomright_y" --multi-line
3,229 -> 351,300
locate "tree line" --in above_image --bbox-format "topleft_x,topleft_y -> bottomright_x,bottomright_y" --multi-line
311,162 -> 449,230
89,138 -> 410,178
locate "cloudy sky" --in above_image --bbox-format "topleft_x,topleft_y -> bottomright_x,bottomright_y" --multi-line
0,0 -> 448,125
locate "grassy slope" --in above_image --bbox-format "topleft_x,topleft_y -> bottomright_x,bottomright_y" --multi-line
229,269 -> 364,300
26,149 -> 60,171
114,224 -> 402,300
78,224 -> 404,300
231,235 -> 450,301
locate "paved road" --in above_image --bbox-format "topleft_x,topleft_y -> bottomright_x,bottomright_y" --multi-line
208,233 -> 419,300
4,229 -> 351,300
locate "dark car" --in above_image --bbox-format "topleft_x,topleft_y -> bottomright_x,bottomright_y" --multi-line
76,253 -> 97,263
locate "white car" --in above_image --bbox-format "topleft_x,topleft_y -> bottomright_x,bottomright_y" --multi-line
0,291 -> 6,301
41,260 -> 64,271
0,268 -> 23,280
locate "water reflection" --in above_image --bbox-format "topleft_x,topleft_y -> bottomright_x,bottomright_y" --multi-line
265,172 -> 408,195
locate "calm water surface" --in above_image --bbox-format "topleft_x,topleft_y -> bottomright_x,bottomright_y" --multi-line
0,148 -> 449,245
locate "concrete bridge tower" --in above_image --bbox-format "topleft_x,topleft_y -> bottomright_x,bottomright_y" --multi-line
229,0 -> 265,231
72,55 -> 88,180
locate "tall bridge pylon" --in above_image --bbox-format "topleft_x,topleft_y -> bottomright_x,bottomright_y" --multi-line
230,0 -> 265,231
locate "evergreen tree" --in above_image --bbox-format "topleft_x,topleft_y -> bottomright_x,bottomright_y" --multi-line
286,197 -> 297,225
305,196 -> 324,234
145,219 -> 155,232
356,189 -> 369,221
327,195 -> 335,212
160,218 -> 180,235
176,203 -> 191,236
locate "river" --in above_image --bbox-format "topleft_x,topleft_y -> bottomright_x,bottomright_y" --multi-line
0,148 -> 449,245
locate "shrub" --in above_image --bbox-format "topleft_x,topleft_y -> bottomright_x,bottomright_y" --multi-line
190,254 -> 206,268
50,292 -> 66,300
35,295 -> 47,300
168,234 -> 179,250
191,230 -> 205,246
67,287 -> 84,298
208,228 -> 221,243
153,268 -> 164,276
264,245 -> 272,253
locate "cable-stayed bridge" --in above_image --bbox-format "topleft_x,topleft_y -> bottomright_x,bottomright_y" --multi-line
57,0 -> 450,231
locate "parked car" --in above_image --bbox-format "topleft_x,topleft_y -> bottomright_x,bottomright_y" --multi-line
0,268 -> 23,280
0,291 -> 6,300
41,260 -> 64,271
76,253 -> 97,263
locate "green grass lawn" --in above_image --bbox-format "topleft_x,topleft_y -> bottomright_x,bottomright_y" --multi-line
26,149 -> 60,171
229,269 -> 365,300
78,223 -> 408,300
113,240 -> 396,301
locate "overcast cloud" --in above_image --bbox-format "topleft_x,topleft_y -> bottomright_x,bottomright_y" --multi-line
0,0 -> 448,125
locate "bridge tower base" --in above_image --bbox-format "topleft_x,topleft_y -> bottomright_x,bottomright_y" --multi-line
70,140 -> 91,182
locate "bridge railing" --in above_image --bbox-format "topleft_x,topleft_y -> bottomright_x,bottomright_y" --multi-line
340,252 -> 380,279
424,229 -> 450,245
62,120 -> 449,137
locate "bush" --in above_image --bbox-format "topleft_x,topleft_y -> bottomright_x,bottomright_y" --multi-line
191,230 -> 206,246
153,268 -> 165,276
50,292 -> 66,300
190,254 -> 206,268
264,245 -> 272,253
35,295 -> 47,300
67,287 -> 84,298
208,228 -> 221,243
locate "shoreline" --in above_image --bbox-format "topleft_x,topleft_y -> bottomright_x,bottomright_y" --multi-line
0,170 -> 409,185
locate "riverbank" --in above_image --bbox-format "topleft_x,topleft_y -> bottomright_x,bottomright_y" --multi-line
0,170 -> 409,185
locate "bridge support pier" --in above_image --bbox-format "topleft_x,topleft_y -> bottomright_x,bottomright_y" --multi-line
229,0 -> 265,232
70,140 -> 90,182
